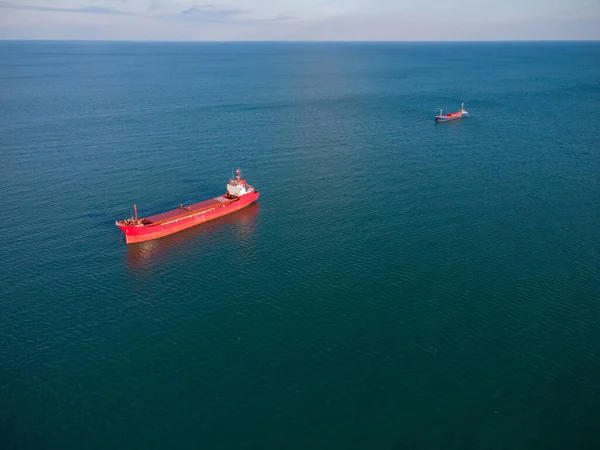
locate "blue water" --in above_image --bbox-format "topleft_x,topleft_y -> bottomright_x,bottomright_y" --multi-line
1,41 -> 599,449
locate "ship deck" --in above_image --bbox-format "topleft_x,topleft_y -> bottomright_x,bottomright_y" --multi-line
144,196 -> 230,224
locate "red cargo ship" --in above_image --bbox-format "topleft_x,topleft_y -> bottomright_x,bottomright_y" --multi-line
116,169 -> 260,244
435,103 -> 468,122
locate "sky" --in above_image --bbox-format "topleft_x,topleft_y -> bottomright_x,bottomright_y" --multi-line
0,0 -> 598,41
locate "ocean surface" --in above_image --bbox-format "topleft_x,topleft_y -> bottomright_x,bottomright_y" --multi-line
1,41 -> 599,450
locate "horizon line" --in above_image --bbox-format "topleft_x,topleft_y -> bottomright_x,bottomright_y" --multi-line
1,38 -> 599,43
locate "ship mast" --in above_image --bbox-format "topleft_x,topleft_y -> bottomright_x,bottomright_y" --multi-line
133,204 -> 138,221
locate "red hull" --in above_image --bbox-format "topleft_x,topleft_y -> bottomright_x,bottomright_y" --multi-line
435,111 -> 468,122
117,191 -> 260,244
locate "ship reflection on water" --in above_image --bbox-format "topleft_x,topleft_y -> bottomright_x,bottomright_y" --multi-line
125,202 -> 261,272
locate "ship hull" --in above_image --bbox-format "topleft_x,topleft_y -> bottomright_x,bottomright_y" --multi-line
117,191 -> 260,244
435,112 -> 468,122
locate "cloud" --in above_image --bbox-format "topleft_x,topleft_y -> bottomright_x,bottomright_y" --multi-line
0,1 -> 132,15
0,1 -> 299,27
269,14 -> 296,22
179,3 -> 248,20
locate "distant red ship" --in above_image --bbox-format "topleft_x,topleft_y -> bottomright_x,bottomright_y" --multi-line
435,103 -> 468,122
116,169 -> 260,244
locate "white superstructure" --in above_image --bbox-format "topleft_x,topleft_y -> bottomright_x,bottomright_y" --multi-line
227,169 -> 255,197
